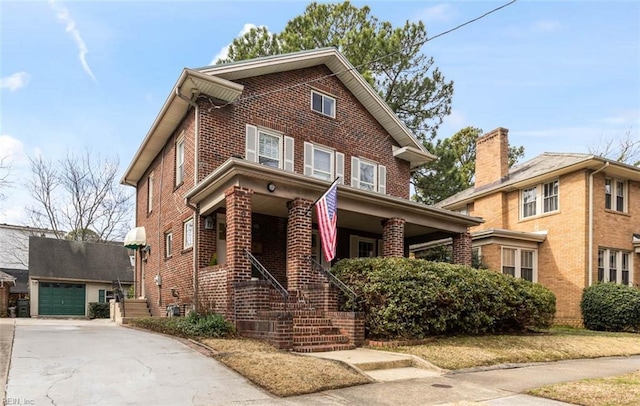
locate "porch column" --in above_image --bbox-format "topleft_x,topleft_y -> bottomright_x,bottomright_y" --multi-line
225,186 -> 253,318
286,198 -> 313,292
452,231 -> 472,266
382,217 -> 405,257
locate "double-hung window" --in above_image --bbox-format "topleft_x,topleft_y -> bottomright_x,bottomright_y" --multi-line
304,142 -> 345,183
147,173 -> 154,214
598,248 -> 632,285
521,180 -> 559,219
245,125 -> 294,171
311,90 -> 335,118
605,178 -> 626,212
351,157 -> 386,194
183,218 -> 194,250
165,232 -> 173,259
501,247 -> 537,282
176,137 -> 185,186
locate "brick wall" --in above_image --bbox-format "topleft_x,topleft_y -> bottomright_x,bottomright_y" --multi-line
197,65 -> 411,199
325,311 -> 365,346
286,198 -> 313,291
135,109 -> 196,316
197,265 -> 228,316
0,285 -> 9,317
452,232 -> 472,266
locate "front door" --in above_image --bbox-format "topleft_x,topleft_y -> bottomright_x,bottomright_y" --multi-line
217,213 -> 227,265
312,230 -> 330,269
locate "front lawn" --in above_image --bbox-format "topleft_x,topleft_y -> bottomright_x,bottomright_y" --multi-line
379,327 -> 640,370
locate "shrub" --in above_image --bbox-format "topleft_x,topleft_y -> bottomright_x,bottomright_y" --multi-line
332,257 -> 555,339
581,283 -> 640,332
129,312 -> 235,338
88,302 -> 110,319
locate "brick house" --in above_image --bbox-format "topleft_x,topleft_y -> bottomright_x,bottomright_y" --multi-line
436,127 -> 640,325
121,48 -> 481,351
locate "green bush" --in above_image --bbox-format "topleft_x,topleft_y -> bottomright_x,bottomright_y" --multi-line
129,312 -> 235,338
88,302 -> 110,319
332,257 -> 555,339
581,283 -> 640,332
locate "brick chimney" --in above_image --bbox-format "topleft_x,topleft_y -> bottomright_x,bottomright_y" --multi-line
475,127 -> 509,189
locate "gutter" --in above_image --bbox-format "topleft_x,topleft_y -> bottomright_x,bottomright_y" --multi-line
588,162 -> 609,287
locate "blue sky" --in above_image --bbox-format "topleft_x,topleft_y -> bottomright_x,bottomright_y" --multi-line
1,0 -> 639,224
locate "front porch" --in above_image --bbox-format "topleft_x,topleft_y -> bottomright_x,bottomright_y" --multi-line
188,159 -> 482,351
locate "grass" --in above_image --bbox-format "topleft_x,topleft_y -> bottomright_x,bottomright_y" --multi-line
529,371 -> 640,406
377,328 -> 640,370
201,338 -> 369,397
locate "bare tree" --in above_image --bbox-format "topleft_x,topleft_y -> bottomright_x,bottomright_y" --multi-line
589,129 -> 640,166
0,155 -> 10,201
26,150 -> 133,242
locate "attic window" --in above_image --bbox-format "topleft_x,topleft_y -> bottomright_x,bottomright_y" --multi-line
311,90 -> 335,118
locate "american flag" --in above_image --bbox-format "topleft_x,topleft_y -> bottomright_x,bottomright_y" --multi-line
316,180 -> 338,262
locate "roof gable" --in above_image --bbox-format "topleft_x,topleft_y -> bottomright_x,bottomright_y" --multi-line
122,48 -> 433,186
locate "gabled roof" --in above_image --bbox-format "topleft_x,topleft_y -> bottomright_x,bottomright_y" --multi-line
438,152 -> 640,209
1,268 -> 28,293
0,270 -> 16,286
28,237 -> 133,283
122,48 -> 434,186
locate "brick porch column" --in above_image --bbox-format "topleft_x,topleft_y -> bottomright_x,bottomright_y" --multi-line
286,198 -> 313,292
225,186 -> 253,319
452,231 -> 472,266
382,217 -> 405,257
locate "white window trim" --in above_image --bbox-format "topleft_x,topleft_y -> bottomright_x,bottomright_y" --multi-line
501,246 -> 538,282
310,90 -> 336,118
605,177 -> 627,213
147,173 -> 154,214
257,129 -> 283,169
165,232 -> 173,259
349,235 -> 382,258
176,136 -> 185,186
183,218 -> 194,250
351,157 -> 385,193
304,142 -> 335,180
597,248 -> 633,285
520,179 -> 560,219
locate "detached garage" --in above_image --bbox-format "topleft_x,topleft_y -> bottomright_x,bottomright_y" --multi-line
29,237 -> 133,317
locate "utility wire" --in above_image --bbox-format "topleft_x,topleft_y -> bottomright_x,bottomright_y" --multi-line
209,0 -> 518,109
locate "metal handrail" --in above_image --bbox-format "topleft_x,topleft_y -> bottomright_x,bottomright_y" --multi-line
245,249 -> 289,306
308,256 -> 357,303
116,278 -> 125,317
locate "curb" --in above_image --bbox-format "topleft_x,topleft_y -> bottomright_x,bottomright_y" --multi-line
0,319 -> 16,402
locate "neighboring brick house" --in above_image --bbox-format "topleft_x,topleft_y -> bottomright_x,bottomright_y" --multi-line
436,127 -> 640,325
121,48 -> 481,351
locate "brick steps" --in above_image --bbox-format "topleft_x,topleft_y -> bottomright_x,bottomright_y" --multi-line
293,325 -> 340,336
293,334 -> 350,345
293,343 -> 355,353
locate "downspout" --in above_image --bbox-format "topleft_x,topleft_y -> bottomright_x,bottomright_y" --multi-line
176,86 -> 200,312
157,145 -> 165,308
588,162 -> 609,287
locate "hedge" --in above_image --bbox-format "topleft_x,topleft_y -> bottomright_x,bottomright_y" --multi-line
88,302 -> 110,319
581,283 -> 640,332
332,257 -> 556,339
129,312 -> 235,339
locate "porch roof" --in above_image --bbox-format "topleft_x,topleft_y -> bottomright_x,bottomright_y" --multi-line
185,158 -> 483,240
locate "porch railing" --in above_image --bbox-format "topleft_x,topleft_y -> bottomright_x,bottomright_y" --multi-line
113,278 -> 125,317
308,256 -> 358,306
245,249 -> 289,307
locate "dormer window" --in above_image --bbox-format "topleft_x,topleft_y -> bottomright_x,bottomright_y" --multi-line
311,90 -> 335,118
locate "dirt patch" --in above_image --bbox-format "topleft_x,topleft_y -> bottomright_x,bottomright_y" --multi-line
201,338 -> 369,397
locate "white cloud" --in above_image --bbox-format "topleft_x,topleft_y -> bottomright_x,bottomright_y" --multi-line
0,135 -> 26,165
438,109 -> 468,136
210,23 -> 266,65
532,20 -> 561,33
597,109 -> 640,126
418,4 -> 456,23
0,72 -> 30,92
49,0 -> 97,82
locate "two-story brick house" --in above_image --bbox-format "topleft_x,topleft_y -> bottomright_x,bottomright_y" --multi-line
437,127 -> 640,325
122,48 -> 481,351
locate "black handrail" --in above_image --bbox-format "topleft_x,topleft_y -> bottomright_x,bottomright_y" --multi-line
308,256 -> 357,305
245,249 -> 289,307
116,278 -> 125,317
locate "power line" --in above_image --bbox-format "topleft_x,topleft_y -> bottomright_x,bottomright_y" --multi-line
209,0 -> 518,109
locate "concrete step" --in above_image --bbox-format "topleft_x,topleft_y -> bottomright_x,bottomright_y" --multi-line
365,367 -> 441,382
354,358 -> 413,371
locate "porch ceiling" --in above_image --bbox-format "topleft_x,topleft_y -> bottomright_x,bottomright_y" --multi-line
187,159 -> 483,240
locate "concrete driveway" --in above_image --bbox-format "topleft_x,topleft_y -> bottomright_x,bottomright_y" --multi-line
4,318 -> 272,406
